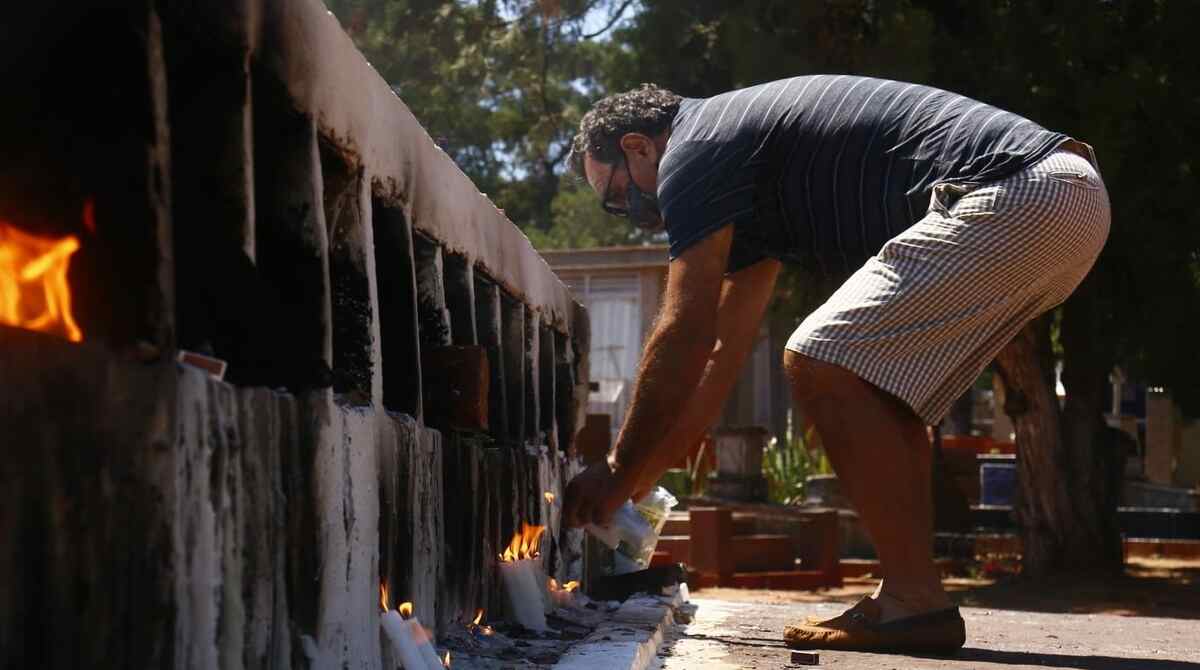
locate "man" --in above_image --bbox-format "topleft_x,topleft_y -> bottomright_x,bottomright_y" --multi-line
561,76 -> 1109,653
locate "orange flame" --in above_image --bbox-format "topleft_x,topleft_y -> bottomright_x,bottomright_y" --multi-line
442,650 -> 451,668
467,607 -> 493,636
379,583 -> 389,612
0,221 -> 83,342
399,601 -> 414,619
544,492 -> 556,504
499,521 -> 545,562
548,578 -> 579,593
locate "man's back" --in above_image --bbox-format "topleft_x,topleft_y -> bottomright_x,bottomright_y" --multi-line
658,75 -> 1067,273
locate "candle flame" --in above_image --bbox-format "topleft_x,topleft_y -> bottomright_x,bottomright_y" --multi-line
548,578 -> 580,593
442,650 -> 451,668
467,608 -> 493,636
499,521 -> 545,562
379,583 -> 389,612
399,601 -> 414,619
544,491 -> 556,504
0,220 -> 84,342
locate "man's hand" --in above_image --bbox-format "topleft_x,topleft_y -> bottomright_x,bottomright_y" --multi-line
562,460 -> 638,528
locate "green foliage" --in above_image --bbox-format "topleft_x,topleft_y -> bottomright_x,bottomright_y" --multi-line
762,427 -> 831,506
324,0 -> 625,231
525,176 -> 662,249
603,0 -> 936,95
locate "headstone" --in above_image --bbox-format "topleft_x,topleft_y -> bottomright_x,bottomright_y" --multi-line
707,426 -> 769,502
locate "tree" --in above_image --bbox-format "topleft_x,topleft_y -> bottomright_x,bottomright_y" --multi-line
527,176 -> 662,249
916,0 -> 1200,576
324,0 -> 629,231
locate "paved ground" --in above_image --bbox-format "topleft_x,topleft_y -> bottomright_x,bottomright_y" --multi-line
657,600 -> 1200,670
654,597 -> 1200,669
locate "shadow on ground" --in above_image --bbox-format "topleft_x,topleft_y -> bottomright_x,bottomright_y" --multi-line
929,647 -> 1200,669
693,558 -> 1200,620
953,559 -> 1200,620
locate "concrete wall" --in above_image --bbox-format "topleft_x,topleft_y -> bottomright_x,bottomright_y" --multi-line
0,1 -> 588,668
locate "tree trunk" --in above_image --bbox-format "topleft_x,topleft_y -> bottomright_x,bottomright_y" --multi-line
1058,280 -> 1125,573
993,310 -> 1122,577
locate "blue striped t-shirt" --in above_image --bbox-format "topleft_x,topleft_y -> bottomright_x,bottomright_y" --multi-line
657,75 -> 1068,274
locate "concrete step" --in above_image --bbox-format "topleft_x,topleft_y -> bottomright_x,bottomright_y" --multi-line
839,557 -> 963,580
689,569 -> 839,590
733,534 -> 797,572
657,533 -> 796,573
656,536 -> 691,564
728,569 -> 841,590
1124,538 -> 1200,560
661,511 -> 756,537
662,513 -> 691,536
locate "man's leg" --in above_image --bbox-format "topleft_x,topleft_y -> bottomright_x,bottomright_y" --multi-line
783,350 -> 952,620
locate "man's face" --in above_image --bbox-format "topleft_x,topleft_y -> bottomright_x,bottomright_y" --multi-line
585,152 -> 630,216
583,133 -> 662,218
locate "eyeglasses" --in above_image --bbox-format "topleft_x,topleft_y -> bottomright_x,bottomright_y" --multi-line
600,157 -> 629,218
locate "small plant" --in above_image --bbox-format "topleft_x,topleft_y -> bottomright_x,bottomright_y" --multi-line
762,425 -> 831,505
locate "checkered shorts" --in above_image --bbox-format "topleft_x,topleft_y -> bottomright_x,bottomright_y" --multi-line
785,144 -> 1111,425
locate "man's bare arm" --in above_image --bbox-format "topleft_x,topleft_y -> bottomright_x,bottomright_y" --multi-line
627,257 -> 781,493
605,227 -> 733,491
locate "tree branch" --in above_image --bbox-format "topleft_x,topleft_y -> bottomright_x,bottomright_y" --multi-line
582,0 -> 634,39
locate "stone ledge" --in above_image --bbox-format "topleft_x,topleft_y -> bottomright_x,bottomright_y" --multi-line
553,593 -> 689,670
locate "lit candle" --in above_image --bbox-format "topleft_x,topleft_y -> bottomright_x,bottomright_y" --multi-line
499,558 -> 549,631
498,522 -> 549,632
380,585 -> 427,670
399,603 -> 444,670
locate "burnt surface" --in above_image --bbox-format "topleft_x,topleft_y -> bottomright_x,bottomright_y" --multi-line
502,296 -> 526,444
0,2 -> 171,349
373,200 -> 423,416
251,70 -> 333,391
476,275 -> 509,441
0,327 -> 176,669
555,331 -> 578,454
414,233 -> 453,347
440,431 -> 492,626
163,2 -> 257,373
321,141 -> 374,403
444,253 -> 478,345
539,325 -> 557,444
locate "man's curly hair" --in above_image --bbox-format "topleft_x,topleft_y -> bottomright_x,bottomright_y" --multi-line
569,83 -> 682,177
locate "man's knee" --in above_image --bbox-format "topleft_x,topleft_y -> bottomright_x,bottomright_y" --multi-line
783,349 -> 925,431
782,350 -> 860,406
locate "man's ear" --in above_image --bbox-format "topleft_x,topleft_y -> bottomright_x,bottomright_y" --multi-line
619,132 -> 654,158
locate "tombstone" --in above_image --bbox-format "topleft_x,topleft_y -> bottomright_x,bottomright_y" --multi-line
707,426 -> 769,502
